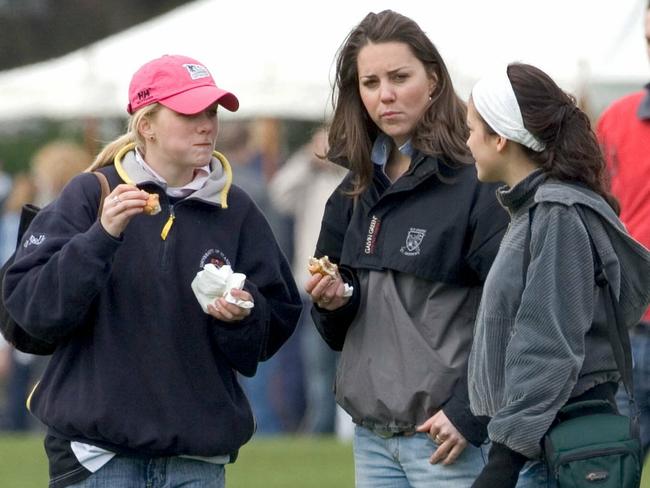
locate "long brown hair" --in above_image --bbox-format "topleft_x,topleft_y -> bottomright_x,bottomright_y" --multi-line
504,63 -> 619,213
327,10 -> 471,195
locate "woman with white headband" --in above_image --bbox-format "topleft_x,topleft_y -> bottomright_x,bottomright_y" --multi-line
465,63 -> 650,487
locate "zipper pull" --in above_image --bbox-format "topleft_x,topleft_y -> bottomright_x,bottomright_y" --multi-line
161,206 -> 175,240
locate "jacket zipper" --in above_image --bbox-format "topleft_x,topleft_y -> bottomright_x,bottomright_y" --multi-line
161,204 -> 176,240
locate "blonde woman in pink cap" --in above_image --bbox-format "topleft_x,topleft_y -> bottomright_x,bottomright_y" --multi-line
465,63 -> 650,487
3,54 -> 302,487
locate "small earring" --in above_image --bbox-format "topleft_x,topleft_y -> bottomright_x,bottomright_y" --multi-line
149,135 -> 155,141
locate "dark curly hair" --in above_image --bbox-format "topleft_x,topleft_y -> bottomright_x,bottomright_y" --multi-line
505,63 -> 618,213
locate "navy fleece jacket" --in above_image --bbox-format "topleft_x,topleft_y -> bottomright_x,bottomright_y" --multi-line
3,161 -> 302,458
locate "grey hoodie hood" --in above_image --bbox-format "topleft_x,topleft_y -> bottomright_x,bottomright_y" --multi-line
535,181 -> 650,329
116,146 -> 232,208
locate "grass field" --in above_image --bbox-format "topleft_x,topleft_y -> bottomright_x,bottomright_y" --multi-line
0,434 -> 648,487
0,434 -> 355,487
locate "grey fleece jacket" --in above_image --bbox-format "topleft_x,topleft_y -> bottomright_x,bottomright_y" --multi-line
468,171 -> 650,459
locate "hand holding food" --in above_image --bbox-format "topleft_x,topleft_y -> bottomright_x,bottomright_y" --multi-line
143,193 -> 161,215
306,256 -> 354,310
308,256 -> 339,278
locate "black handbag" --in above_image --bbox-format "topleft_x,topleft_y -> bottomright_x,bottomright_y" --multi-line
0,172 -> 109,354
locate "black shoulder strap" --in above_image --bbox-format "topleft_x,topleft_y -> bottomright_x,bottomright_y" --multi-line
523,204 -> 635,401
573,206 -> 635,401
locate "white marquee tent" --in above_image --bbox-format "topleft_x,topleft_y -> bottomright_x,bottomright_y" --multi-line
0,0 -> 647,121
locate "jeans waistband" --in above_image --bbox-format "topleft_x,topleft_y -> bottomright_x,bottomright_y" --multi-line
359,422 -> 416,439
372,429 -> 416,439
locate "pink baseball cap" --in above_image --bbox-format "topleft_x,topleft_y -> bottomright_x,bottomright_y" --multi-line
127,54 -> 239,115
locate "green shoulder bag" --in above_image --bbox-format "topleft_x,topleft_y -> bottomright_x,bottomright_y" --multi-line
543,399 -> 641,487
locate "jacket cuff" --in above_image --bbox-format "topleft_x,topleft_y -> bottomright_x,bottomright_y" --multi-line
442,372 -> 489,447
490,441 -> 528,465
310,265 -> 360,351
442,393 -> 489,447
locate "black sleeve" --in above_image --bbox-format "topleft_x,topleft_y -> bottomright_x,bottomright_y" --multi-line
310,265 -> 360,351
211,201 -> 302,377
313,176 -> 354,263
465,181 -> 509,281
310,177 -> 359,351
471,442 -> 528,488
442,363 -> 489,446
443,180 -> 506,445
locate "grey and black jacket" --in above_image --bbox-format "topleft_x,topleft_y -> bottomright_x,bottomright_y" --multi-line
312,142 -> 509,445
468,170 -> 650,458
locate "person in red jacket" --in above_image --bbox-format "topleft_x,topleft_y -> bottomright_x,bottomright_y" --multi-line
596,1 -> 650,460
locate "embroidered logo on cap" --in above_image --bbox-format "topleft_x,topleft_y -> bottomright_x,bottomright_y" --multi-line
137,89 -> 151,102
183,64 -> 210,80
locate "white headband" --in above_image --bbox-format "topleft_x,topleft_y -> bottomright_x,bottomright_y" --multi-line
472,70 -> 546,152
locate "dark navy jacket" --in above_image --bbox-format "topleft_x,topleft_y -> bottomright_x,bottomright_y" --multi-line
3,162 -> 302,458
318,153 -> 505,284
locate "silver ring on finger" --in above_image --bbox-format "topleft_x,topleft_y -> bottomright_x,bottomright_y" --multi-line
110,195 -> 121,204
434,434 -> 445,444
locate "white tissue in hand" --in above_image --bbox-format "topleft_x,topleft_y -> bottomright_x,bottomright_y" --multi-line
197,264 -> 229,294
343,283 -> 353,297
191,264 -> 254,313
224,291 -> 254,309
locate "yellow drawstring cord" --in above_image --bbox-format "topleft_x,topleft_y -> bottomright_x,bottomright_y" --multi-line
114,144 -> 232,240
26,381 -> 39,412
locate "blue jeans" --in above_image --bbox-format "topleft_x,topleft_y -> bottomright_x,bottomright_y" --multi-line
353,425 -> 487,487
516,460 -> 557,488
616,324 -> 650,459
66,456 -> 225,488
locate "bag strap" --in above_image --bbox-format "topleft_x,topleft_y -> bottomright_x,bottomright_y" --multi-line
15,204 -> 40,248
92,171 -> 110,219
523,204 -> 638,416
573,206 -> 636,401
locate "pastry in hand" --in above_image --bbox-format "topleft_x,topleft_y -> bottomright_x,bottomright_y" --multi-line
308,256 -> 338,278
143,193 -> 161,215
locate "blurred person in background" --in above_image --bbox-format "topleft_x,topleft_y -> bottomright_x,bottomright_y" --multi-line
269,126 -> 347,434
30,141 -> 92,208
0,172 -> 37,432
0,160 -> 12,208
3,54 -> 301,488
597,0 -> 650,461
218,120 -> 305,435
305,10 -> 508,487
1,141 -> 87,432
0,172 -> 36,264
